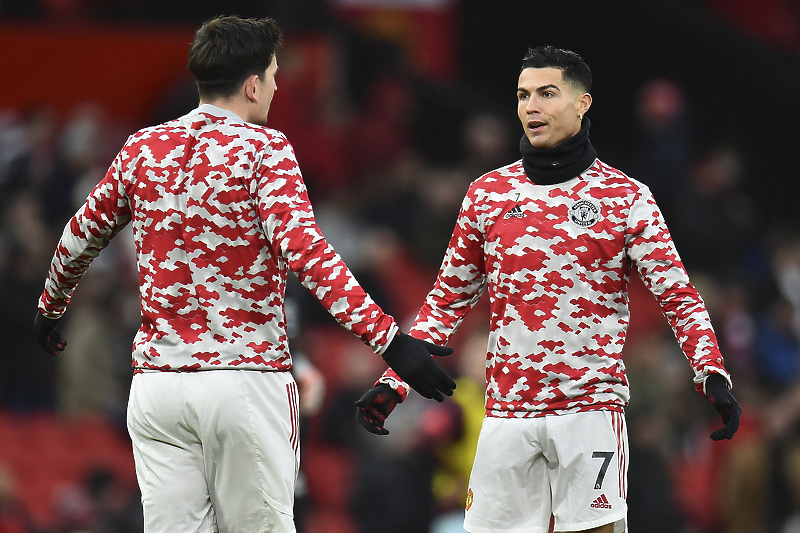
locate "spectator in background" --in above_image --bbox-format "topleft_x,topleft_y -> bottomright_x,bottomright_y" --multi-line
0,106 -> 57,200
41,105 -> 106,228
310,328 -> 432,533
429,326 -> 489,533
623,337 -> 689,533
671,146 -> 757,281
630,78 -> 692,223
0,190 -> 57,410
84,467 -> 143,533
459,112 -> 516,179
349,75 -> 415,180
55,254 -> 134,424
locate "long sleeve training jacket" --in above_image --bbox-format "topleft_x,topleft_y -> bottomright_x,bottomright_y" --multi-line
380,159 -> 730,417
39,105 -> 398,372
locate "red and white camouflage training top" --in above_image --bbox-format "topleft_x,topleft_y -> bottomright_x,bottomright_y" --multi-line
380,159 -> 730,417
39,104 -> 398,372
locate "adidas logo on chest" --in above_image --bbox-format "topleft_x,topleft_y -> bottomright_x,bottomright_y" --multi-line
503,192 -> 525,219
503,204 -> 524,219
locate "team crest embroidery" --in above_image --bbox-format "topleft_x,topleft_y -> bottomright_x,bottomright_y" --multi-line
569,199 -> 601,228
465,488 -> 474,510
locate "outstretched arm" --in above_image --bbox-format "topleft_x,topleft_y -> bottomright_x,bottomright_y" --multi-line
356,185 -> 487,433
256,134 -> 455,400
378,184 -> 487,401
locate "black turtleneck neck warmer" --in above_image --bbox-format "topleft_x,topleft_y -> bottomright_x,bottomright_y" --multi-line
519,118 -> 597,185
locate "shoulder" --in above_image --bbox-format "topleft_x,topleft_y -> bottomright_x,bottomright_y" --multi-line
206,119 -> 300,166
584,159 -> 651,197
117,120 -> 187,165
184,108 -> 293,152
207,118 -> 288,147
469,160 -> 527,196
126,119 -> 179,145
228,124 -> 295,158
231,122 -> 288,144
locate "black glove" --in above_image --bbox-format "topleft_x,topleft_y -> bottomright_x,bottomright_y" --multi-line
705,373 -> 741,441
34,311 -> 67,355
381,332 -> 456,402
355,384 -> 401,435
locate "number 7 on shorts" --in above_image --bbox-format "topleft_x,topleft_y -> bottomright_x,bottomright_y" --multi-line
592,451 -> 615,490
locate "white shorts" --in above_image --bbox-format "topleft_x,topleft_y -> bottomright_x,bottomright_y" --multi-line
127,370 -> 300,533
463,411 -> 628,533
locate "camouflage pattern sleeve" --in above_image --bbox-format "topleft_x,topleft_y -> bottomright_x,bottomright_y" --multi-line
254,133 -> 398,353
378,183 -> 488,399
626,187 -> 732,395
38,107 -> 400,371
38,150 -> 132,318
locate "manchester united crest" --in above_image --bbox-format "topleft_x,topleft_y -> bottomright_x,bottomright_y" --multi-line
465,488 -> 474,510
569,199 -> 601,228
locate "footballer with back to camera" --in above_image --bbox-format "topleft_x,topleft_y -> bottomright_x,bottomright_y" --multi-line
34,15 -> 456,533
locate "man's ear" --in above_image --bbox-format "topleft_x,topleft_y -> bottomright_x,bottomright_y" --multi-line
579,92 -> 592,115
244,74 -> 259,103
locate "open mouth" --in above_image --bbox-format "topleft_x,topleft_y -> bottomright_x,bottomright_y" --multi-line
528,121 -> 546,131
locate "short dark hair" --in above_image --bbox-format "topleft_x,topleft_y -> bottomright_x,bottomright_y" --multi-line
520,46 -> 592,93
188,15 -> 283,101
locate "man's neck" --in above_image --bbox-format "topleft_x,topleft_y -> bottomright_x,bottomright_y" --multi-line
199,99 -> 249,123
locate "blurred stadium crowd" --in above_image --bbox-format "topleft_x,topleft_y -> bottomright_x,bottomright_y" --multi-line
2,1 -> 800,532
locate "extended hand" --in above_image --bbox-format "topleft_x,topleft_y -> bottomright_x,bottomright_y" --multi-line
381,332 -> 456,402
34,311 -> 67,355
705,373 -> 741,440
355,384 -> 401,435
